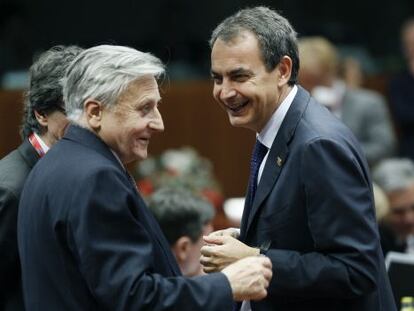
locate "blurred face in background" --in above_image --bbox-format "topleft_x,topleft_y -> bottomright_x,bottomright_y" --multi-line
402,21 -> 414,74
179,222 -> 214,277
386,184 -> 414,238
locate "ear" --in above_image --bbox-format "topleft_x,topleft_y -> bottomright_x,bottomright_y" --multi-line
84,99 -> 104,131
34,110 -> 48,127
277,55 -> 293,87
172,236 -> 192,263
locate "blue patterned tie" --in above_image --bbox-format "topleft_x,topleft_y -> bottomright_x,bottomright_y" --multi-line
234,141 -> 267,311
247,139 -> 268,209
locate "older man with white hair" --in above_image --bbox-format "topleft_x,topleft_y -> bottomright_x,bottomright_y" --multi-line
17,45 -> 272,310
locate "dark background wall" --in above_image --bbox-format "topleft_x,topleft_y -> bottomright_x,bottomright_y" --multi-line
1,0 -> 414,78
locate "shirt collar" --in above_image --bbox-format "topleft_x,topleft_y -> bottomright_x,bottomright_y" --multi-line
110,149 -> 125,169
258,85 -> 298,148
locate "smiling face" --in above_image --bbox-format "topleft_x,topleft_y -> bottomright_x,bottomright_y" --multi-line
211,31 -> 289,133
98,76 -> 164,164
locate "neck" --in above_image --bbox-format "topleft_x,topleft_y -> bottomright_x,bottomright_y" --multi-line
278,85 -> 293,106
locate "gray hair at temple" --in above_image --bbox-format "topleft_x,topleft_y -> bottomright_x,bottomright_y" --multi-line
21,45 -> 83,138
63,45 -> 164,123
372,158 -> 414,193
209,6 -> 299,86
147,187 -> 215,245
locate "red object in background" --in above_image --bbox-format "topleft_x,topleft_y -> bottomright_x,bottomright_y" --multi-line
201,188 -> 224,211
201,188 -> 231,230
137,178 -> 154,196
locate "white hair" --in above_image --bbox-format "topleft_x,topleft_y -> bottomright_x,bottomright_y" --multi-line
62,45 -> 164,122
373,158 -> 414,193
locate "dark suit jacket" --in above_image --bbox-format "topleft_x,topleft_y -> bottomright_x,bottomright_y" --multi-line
18,125 -> 232,311
0,140 -> 38,310
239,86 -> 396,311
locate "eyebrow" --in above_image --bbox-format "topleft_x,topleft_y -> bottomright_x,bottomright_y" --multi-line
229,67 -> 254,76
211,67 -> 253,77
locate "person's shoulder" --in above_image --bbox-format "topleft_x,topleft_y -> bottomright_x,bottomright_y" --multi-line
0,147 -> 23,167
295,99 -> 364,156
0,147 -> 31,194
300,98 -> 351,139
345,88 -> 386,106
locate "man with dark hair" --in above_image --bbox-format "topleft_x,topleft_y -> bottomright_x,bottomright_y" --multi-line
201,6 -> 396,311
148,186 -> 215,276
0,45 -> 82,310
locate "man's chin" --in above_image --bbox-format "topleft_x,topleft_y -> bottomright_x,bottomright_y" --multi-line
134,149 -> 148,161
228,115 -> 249,129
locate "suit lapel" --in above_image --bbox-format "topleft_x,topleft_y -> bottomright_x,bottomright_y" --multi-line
134,185 -> 182,276
244,86 -> 311,237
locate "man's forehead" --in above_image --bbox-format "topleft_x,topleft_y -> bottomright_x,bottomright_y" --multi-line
211,32 -> 263,70
389,184 -> 414,206
215,29 -> 257,45
118,76 -> 160,102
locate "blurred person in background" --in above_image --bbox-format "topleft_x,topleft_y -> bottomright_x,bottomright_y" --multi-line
373,182 -> 390,222
148,186 -> 214,276
389,18 -> 414,162
298,36 -> 396,167
373,158 -> 414,256
0,45 -> 82,310
340,57 -> 364,90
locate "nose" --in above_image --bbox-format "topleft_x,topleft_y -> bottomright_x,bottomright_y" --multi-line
215,81 -> 237,102
149,108 -> 164,132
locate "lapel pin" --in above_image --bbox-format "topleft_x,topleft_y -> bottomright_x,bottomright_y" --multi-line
277,156 -> 283,167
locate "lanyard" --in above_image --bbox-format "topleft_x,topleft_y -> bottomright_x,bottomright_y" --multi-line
28,133 -> 46,157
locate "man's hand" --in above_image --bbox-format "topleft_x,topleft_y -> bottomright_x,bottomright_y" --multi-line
200,235 -> 259,272
222,256 -> 272,301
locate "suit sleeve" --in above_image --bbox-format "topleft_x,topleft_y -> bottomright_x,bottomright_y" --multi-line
0,186 -> 20,293
264,138 -> 380,299
360,94 -> 396,165
68,168 -> 232,311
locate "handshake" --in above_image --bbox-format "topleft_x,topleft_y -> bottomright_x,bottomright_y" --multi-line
200,228 -> 273,301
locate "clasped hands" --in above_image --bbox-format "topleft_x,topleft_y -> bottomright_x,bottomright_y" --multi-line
200,228 -> 273,301
200,227 -> 260,273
